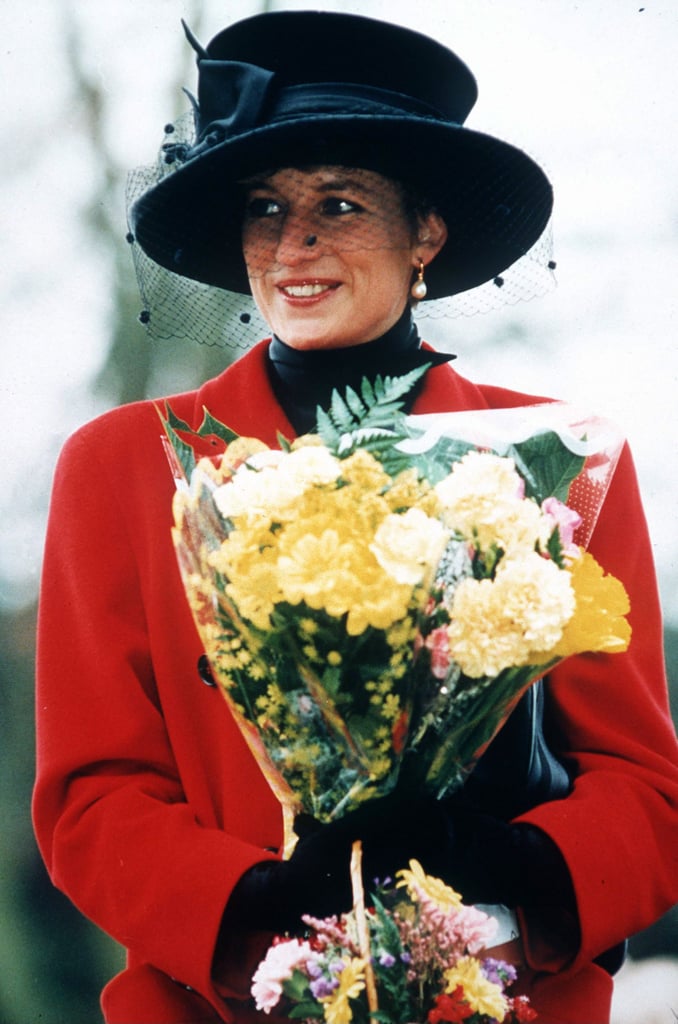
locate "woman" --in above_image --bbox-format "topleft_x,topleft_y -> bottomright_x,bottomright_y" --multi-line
33,11 -> 678,1024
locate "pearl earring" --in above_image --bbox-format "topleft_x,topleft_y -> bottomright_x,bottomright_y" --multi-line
411,259 -> 427,301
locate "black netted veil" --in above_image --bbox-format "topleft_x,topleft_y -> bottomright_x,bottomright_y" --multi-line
126,114 -> 556,352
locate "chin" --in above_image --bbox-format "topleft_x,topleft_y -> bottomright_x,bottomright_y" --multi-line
273,321 -> 356,351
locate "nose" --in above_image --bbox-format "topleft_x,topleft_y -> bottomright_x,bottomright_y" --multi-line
275,214 -> 321,266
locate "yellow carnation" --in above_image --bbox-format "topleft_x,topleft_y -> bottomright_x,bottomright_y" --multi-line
435,451 -> 547,553
448,552 -> 575,677
282,445 -> 343,487
371,508 -> 448,585
213,464 -> 300,522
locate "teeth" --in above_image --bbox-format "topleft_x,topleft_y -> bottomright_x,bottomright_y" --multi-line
282,283 -> 332,297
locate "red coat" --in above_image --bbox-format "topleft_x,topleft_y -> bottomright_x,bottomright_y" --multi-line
33,342 -> 678,1024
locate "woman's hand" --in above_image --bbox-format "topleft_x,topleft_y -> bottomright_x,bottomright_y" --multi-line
221,790 -> 576,935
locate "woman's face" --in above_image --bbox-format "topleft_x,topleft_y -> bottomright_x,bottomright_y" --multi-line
241,166 -> 446,350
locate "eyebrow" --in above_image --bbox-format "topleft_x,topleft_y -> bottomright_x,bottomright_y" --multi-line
242,172 -> 380,198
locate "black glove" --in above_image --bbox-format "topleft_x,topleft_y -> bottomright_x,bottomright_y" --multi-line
425,800 -> 576,911
224,790 -> 575,934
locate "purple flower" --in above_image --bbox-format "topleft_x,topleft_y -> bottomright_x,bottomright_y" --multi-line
482,957 -> 517,986
378,952 -> 396,968
310,975 -> 339,999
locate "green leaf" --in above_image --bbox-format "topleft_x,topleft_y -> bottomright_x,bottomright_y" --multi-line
197,407 -> 240,444
546,526 -> 566,568
155,403 -> 197,481
287,1003 -> 323,1020
284,969 -> 315,1002
163,403 -> 194,436
166,424 -> 196,481
360,377 -> 376,407
316,365 -> 430,461
330,387 -> 357,433
345,384 -> 367,420
316,404 -> 341,450
509,430 -> 585,503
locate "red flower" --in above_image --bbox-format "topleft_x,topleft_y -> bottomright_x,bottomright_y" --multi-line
391,709 -> 409,755
427,987 -> 474,1023
507,995 -> 538,1021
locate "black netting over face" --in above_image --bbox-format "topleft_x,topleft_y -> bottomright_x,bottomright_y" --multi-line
126,114 -> 557,352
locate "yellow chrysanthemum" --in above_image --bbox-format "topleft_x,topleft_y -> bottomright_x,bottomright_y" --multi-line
385,467 -> 432,511
546,549 -> 631,659
344,584 -> 415,636
277,530 -> 362,610
340,448 -> 391,491
224,558 -> 282,630
320,958 -> 366,1024
443,957 -> 507,1021
396,859 -> 463,913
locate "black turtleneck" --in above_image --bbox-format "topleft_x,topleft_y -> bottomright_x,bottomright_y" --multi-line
266,308 -> 455,435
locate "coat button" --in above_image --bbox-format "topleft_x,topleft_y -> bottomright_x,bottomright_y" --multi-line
197,654 -> 217,687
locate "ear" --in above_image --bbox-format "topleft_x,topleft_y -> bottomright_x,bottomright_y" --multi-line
415,211 -> 448,266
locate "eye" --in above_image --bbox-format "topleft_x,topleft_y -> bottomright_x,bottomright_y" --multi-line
246,196 -> 284,218
321,196 -> 364,216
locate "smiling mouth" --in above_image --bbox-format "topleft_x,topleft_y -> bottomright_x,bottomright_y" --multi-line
279,282 -> 339,298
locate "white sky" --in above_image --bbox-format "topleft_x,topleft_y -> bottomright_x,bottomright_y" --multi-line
2,0 -> 677,620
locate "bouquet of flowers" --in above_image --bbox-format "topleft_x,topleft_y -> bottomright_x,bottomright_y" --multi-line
250,855 -> 536,1024
162,364 -> 630,844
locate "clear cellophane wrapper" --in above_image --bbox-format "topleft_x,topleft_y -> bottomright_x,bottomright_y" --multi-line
166,401 -> 627,850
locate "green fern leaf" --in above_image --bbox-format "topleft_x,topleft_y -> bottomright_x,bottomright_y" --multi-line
360,376 -> 376,407
344,384 -> 367,420
330,387 -> 357,432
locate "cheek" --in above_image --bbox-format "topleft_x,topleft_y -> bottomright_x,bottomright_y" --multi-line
247,275 -> 271,315
242,225 -> 276,277
368,253 -> 414,304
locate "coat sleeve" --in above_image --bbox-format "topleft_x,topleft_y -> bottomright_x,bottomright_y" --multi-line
516,442 -> 678,971
32,418 -> 279,1015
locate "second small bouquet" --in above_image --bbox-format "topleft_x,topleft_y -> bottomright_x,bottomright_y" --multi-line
162,365 -> 631,842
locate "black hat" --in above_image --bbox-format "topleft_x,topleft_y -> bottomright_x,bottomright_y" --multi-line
130,11 -> 553,300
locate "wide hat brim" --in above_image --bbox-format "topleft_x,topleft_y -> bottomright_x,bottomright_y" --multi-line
131,113 -> 552,301
130,9 -> 553,301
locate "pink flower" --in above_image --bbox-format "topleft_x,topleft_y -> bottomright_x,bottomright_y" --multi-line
541,497 -> 582,553
251,938 -> 315,1013
426,627 -> 452,680
450,904 -> 498,955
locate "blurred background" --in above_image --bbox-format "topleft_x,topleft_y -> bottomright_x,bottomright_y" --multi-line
1,0 -> 676,1020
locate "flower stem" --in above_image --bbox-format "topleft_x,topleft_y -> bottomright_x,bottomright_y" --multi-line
350,840 -> 379,1017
